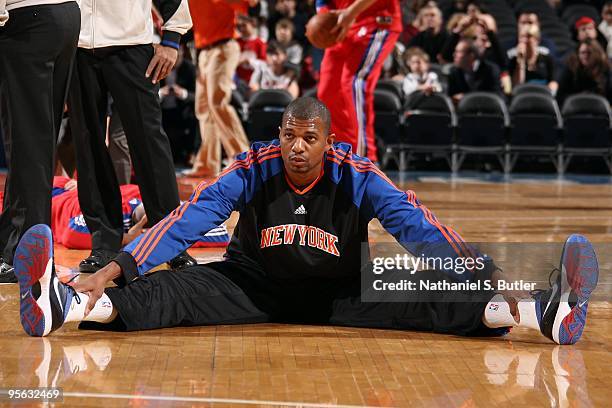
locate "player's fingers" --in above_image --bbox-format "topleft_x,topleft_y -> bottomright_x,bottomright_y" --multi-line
145,55 -> 160,79
85,291 -> 100,317
151,60 -> 164,84
160,60 -> 173,80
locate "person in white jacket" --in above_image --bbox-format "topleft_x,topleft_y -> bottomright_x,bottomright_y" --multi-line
401,47 -> 443,97
0,0 -> 80,283
67,0 -> 195,274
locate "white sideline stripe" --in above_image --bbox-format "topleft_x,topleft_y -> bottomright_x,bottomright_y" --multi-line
444,216 -> 612,221
61,392 -> 385,407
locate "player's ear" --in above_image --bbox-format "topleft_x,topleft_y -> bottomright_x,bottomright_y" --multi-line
326,132 -> 335,148
278,126 -> 282,138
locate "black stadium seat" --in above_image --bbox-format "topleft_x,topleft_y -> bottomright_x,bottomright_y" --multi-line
455,92 -> 510,173
511,83 -> 553,98
375,80 -> 404,104
231,90 -> 247,124
561,94 -> 612,173
385,92 -> 456,171
561,4 -> 601,27
247,89 -> 293,141
508,93 -> 563,173
373,89 -> 402,163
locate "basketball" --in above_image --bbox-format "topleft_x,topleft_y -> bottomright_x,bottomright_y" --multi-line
305,12 -> 339,49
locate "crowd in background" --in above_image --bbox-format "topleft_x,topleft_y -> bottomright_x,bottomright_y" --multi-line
159,0 -> 612,168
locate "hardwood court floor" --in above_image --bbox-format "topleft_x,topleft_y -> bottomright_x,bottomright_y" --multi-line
1,176 -> 611,407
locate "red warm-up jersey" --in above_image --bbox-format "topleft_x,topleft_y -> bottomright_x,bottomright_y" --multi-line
316,0 -> 402,33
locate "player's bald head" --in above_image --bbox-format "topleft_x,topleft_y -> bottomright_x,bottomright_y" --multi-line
282,97 -> 331,135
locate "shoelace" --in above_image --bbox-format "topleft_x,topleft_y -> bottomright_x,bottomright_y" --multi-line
65,274 -> 82,305
530,267 -> 560,298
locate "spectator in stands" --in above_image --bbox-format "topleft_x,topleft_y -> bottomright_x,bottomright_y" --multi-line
399,0 -> 435,45
464,1 -> 497,32
267,0 -> 308,46
574,16 -> 609,54
250,41 -> 299,99
236,14 -> 267,85
443,0 -> 469,19
557,40 -> 612,105
408,4 -> 449,63
400,47 -> 443,96
509,25 -> 558,94
159,44 -> 197,166
448,39 -> 502,103
275,18 -> 303,65
441,13 -> 507,71
600,1 -> 612,59
505,12 -> 559,63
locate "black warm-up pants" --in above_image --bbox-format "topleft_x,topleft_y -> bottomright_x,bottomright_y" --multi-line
68,45 -> 180,253
0,2 -> 80,264
81,260 -> 504,337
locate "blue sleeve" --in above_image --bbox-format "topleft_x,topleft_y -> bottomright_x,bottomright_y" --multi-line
362,168 -> 487,282
115,149 -> 266,282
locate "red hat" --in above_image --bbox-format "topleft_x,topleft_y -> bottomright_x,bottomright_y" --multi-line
575,16 -> 595,29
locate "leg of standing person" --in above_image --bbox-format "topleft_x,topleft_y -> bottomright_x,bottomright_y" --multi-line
341,28 -> 398,161
68,49 -> 125,272
107,104 -> 133,186
0,2 -> 80,282
103,45 -> 180,228
189,48 -> 222,177
189,41 -> 249,177
102,45 -> 196,271
351,31 -> 399,162
317,43 -> 357,153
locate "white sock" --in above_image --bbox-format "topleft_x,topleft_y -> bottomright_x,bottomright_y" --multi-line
64,292 -> 117,323
516,298 -> 540,331
483,294 -> 542,331
483,294 -> 518,328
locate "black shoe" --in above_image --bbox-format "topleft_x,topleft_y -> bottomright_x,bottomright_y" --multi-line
168,251 -> 197,271
78,249 -> 117,273
0,258 -> 16,283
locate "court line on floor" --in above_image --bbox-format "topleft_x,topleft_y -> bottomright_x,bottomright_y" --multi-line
443,216 -> 612,221
62,392 -> 385,407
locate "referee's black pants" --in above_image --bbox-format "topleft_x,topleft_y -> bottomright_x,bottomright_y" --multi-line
0,2 -> 80,264
81,261 -> 505,337
68,45 -> 180,252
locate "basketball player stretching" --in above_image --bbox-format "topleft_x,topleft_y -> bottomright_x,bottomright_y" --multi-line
317,0 -> 401,162
13,98 -> 598,345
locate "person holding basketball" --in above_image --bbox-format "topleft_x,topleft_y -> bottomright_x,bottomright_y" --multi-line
315,0 -> 402,162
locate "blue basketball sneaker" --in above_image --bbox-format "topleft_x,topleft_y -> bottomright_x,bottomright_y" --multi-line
14,225 -> 79,337
534,235 -> 599,345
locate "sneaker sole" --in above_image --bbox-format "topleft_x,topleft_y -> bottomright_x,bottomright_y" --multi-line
14,225 -> 54,337
553,235 -> 599,345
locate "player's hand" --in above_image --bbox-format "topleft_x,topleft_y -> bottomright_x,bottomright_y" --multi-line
64,179 -> 77,191
70,262 -> 122,316
146,44 -> 178,84
123,215 -> 148,245
330,9 -> 355,43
